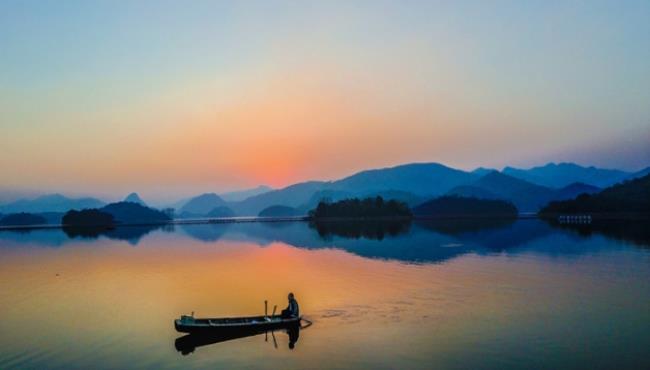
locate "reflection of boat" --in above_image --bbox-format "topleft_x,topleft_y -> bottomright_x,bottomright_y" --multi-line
174,314 -> 301,334
174,315 -> 308,355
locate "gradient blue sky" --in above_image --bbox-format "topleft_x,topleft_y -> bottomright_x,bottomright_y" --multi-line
1,0 -> 649,199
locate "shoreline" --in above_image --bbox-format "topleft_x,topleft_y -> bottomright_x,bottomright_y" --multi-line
0,216 -> 311,231
1,212 -> 646,232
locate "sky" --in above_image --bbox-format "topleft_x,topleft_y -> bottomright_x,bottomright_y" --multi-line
1,0 -> 649,201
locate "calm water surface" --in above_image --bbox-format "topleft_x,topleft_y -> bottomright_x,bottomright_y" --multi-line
0,220 -> 648,369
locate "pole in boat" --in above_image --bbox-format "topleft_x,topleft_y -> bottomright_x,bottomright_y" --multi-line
272,305 -> 277,317
265,300 -> 268,317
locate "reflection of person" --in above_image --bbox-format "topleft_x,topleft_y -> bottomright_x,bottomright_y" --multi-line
287,325 -> 300,349
281,292 -> 300,318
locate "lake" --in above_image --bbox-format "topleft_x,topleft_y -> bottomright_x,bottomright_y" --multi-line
0,219 -> 648,369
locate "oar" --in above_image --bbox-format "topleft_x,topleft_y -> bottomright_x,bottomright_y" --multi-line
300,317 -> 313,328
272,305 -> 277,318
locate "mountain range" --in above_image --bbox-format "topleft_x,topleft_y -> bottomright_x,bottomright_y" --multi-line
219,185 -> 273,202
0,162 -> 647,216
503,163 -> 629,188
0,194 -> 105,214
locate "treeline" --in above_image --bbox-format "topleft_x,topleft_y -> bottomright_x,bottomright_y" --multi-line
63,201 -> 171,226
309,196 -> 412,219
540,174 -> 650,216
63,209 -> 115,226
0,212 -> 47,226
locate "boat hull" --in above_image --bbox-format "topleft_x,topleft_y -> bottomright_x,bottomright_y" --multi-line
174,314 -> 301,334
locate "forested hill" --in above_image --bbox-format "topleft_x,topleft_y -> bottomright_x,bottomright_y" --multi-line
540,174 -> 650,217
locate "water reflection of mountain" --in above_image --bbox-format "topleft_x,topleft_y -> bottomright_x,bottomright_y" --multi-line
544,220 -> 650,249
180,223 -> 230,242
416,219 -> 554,250
0,224 -> 170,247
177,219 -> 649,264
2,219 -> 647,262
63,224 -> 171,245
0,228 -> 71,247
176,220 -> 552,264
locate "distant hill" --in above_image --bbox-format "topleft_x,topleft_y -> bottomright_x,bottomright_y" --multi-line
101,202 -> 171,224
413,196 -> 518,218
540,173 -> 650,217
258,205 -> 301,217
206,206 -> 236,218
36,212 -> 65,225
503,163 -> 630,188
553,182 -> 601,200
0,212 -> 47,226
446,185 -> 501,200
461,171 -> 555,212
630,166 -> 650,180
179,193 -> 228,216
220,185 -> 273,202
330,163 -> 476,196
0,188 -> 41,204
230,181 -> 327,216
230,163 -> 476,216
124,192 -> 147,206
0,194 -> 105,213
471,167 -> 497,176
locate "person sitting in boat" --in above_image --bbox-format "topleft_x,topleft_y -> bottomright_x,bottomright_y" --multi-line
281,292 -> 300,318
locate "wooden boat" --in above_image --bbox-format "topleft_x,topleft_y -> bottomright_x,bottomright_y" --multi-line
175,321 -> 301,355
174,314 -> 301,335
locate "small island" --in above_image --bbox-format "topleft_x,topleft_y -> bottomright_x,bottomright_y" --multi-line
412,196 -> 518,218
100,202 -> 172,224
309,196 -> 412,219
62,209 -> 115,227
0,212 -> 47,226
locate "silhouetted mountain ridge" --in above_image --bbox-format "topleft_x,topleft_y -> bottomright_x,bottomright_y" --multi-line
179,193 -> 228,217
101,202 -> 171,224
413,196 -> 518,217
124,193 -> 147,206
503,162 -> 632,188
540,173 -> 650,216
0,194 -> 105,213
220,186 -> 273,202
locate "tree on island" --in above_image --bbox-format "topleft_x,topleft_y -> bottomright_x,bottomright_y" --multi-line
100,202 -> 171,224
0,212 -> 47,226
62,209 -> 115,227
309,196 -> 412,219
